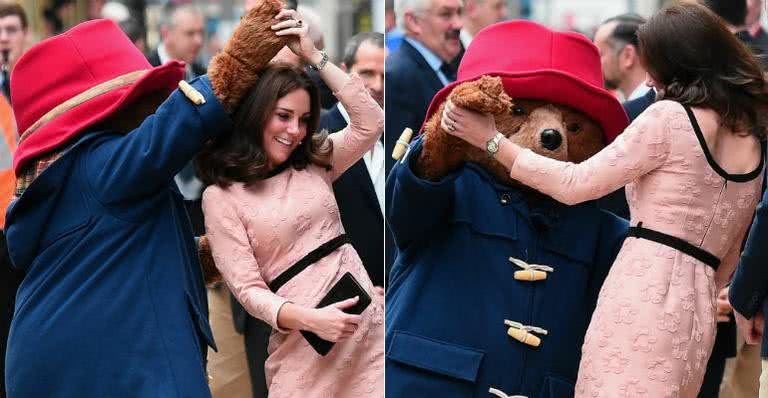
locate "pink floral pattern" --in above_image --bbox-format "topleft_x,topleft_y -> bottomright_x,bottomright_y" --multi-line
202,75 -> 384,398
510,100 -> 764,397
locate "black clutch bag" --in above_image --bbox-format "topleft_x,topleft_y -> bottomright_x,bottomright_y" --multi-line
301,272 -> 372,356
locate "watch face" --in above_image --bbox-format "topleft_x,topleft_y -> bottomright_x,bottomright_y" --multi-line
488,141 -> 499,153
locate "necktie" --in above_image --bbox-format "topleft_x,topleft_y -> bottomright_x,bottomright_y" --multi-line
440,62 -> 457,82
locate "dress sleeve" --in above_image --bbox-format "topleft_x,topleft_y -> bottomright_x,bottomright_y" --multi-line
509,100 -> 675,205
326,74 -> 384,182
202,186 -> 290,333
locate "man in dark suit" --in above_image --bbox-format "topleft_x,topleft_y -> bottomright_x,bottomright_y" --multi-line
320,32 -> 385,289
592,13 -> 648,220
623,86 -> 656,122
385,0 -> 463,174
147,4 -> 206,79
147,3 -> 207,236
385,0 -> 463,274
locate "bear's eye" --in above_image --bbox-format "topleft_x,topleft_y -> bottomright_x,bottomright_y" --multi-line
567,123 -> 581,133
512,106 -> 526,116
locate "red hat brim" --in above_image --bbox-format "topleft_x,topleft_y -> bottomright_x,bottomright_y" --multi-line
422,69 -> 629,145
13,61 -> 185,174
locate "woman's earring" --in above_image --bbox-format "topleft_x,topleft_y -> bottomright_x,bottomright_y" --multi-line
300,140 -> 304,144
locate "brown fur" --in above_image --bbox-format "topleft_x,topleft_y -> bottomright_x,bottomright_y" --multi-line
208,0 -> 288,113
198,235 -> 222,285
418,76 -> 605,187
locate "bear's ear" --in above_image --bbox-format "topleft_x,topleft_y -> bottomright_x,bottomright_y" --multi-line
449,75 -> 513,115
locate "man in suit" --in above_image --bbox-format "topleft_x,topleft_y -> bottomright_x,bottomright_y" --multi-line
385,0 -> 463,275
451,0 -> 507,73
385,0 -> 463,174
147,3 -> 207,236
321,32 -> 385,290
591,14 -> 648,220
0,3 -> 27,102
460,0 -> 508,48
593,14 -> 649,103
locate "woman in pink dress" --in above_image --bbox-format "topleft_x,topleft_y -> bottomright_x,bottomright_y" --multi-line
441,4 -> 768,397
196,8 -> 384,397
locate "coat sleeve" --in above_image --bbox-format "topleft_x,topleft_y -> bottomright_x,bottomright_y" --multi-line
202,186 -> 291,332
386,137 -> 459,254
85,76 -> 233,204
509,100 -> 674,205
729,186 -> 768,318
326,75 -> 384,182
384,68 -> 425,175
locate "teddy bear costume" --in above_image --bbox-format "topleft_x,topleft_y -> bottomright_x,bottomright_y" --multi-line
4,1 -> 288,396
385,21 -> 630,397
507,49 -> 766,398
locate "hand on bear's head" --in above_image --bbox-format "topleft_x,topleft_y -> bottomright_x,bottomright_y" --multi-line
418,75 -> 605,188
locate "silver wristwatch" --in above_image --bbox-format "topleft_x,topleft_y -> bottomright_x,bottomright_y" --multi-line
309,51 -> 329,71
486,132 -> 505,157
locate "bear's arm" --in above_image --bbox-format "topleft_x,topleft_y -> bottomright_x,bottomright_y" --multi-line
387,137 -> 459,253
85,77 -> 231,203
417,76 -> 512,180
208,0 -> 287,113
509,101 -> 674,205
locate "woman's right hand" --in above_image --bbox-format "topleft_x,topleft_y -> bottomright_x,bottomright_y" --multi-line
306,296 -> 363,342
271,8 -> 319,64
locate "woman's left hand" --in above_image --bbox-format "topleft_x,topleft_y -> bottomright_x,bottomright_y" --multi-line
271,8 -> 318,63
441,99 -> 498,149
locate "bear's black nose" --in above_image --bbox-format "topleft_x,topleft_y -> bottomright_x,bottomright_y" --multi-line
540,129 -> 562,151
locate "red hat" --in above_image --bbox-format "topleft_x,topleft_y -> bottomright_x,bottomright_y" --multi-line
12,19 -> 185,174
423,20 -> 629,144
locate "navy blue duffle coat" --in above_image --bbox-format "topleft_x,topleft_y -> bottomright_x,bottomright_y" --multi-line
4,77 -> 229,397
385,138 -> 628,397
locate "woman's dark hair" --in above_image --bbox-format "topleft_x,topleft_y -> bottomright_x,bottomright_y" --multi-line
638,2 -> 768,138
196,63 -> 332,187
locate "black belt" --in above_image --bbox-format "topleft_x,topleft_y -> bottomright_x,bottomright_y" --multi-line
268,234 -> 350,293
628,222 -> 720,270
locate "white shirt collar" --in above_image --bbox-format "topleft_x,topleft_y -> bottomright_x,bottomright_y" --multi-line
337,101 -> 351,124
460,29 -> 473,49
157,43 -> 194,80
627,82 -> 652,101
404,37 -> 452,86
335,102 -> 384,215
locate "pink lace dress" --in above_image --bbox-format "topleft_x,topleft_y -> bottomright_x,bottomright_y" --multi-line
202,75 -> 384,398
509,100 -> 764,398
